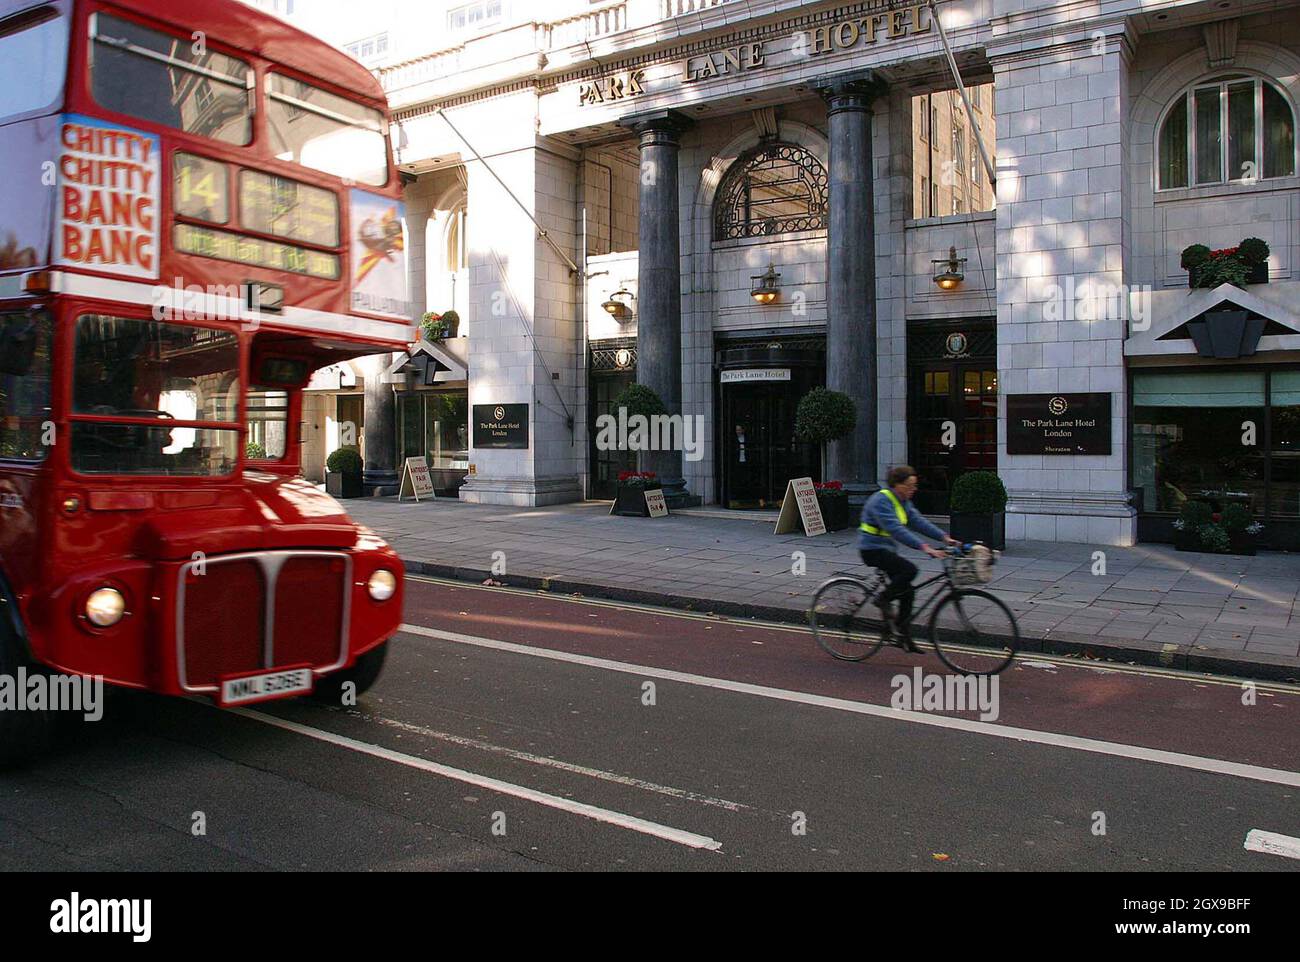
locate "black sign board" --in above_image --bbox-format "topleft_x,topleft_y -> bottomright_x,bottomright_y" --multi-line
473,403 -> 530,449
1007,393 -> 1112,456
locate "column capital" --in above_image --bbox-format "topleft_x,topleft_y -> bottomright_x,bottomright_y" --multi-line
619,108 -> 694,145
816,69 -> 887,114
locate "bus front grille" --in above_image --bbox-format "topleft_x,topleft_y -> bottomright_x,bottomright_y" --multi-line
177,552 -> 351,692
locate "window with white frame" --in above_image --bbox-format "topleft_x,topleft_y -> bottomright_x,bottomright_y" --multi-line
1157,75 -> 1296,190
345,33 -> 389,64
447,0 -> 503,32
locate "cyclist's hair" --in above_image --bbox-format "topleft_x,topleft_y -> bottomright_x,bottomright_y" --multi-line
886,465 -> 918,487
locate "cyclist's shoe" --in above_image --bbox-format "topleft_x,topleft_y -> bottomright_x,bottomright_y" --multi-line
896,629 -> 921,654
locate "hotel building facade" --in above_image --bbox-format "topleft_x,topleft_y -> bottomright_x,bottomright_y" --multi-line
272,0 -> 1300,548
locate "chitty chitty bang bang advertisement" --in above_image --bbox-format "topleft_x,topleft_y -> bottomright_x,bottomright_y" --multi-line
56,115 -> 161,280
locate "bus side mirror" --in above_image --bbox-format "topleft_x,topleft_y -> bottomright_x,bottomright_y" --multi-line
0,318 -> 37,376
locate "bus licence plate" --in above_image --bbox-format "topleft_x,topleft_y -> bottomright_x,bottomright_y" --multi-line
219,667 -> 314,706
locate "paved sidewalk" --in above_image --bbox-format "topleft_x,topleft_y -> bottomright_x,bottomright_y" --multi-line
345,497 -> 1300,680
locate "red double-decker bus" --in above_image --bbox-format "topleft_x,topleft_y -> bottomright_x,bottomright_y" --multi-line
0,0 -> 411,760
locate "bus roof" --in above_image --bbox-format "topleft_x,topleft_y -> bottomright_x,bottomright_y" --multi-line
2,0 -> 386,105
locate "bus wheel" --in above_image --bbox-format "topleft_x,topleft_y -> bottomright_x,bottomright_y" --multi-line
312,642 -> 388,705
0,632 -> 54,768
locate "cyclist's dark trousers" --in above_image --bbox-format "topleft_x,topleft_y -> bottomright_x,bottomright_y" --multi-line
860,549 -> 918,624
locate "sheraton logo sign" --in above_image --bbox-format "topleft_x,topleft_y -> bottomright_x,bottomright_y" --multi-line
577,3 -> 932,106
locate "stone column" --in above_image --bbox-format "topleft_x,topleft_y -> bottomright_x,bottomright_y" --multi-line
818,72 -> 886,497
620,109 -> 698,507
363,353 -> 398,495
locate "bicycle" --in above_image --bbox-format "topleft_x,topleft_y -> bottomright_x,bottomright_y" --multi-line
807,544 -> 1019,676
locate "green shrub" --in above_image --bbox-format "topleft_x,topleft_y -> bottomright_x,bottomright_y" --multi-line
1238,237 -> 1270,266
1219,503 -> 1253,533
326,447 -> 363,476
245,442 -> 267,460
1178,500 -> 1213,529
1180,244 -> 1211,271
794,388 -> 856,444
1198,523 -> 1230,554
949,471 -> 1008,514
1195,254 -> 1249,288
613,382 -> 668,420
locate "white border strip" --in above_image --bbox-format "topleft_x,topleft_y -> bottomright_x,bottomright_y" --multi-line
1244,829 -> 1300,860
231,708 -> 723,851
49,271 -> 415,344
398,623 -> 1300,790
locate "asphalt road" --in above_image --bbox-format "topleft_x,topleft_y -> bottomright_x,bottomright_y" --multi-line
2,576 -> 1298,872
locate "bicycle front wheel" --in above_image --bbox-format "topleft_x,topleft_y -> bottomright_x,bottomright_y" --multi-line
928,588 -> 1019,675
808,577 -> 885,662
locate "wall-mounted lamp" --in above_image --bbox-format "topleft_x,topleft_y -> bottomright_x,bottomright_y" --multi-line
932,246 -> 967,291
750,263 -> 781,305
601,288 -> 635,319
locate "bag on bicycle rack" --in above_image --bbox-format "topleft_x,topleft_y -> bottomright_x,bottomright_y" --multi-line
951,544 -> 998,586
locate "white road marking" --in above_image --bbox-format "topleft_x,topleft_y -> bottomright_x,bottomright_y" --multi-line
405,574 -> 1300,694
231,707 -> 723,852
338,709 -> 751,812
399,623 -> 1300,790
1244,829 -> 1300,860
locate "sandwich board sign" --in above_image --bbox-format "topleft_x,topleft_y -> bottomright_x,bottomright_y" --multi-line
644,488 -> 669,518
398,456 -> 436,502
773,477 -> 826,536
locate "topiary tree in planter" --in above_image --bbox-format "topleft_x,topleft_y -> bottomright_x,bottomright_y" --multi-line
245,441 -> 267,460
794,387 -> 856,482
612,383 -> 668,472
948,471 -> 1008,549
325,446 -> 363,499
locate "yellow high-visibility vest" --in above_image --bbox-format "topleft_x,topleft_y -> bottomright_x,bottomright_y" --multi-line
859,489 -> 908,538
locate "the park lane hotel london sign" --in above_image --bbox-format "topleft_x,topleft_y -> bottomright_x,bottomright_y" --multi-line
578,3 -> 933,106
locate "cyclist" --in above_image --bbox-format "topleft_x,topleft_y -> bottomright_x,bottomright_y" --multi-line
859,464 -> 960,650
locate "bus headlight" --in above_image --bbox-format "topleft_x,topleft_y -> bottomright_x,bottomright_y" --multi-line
367,569 -> 397,602
85,587 -> 126,627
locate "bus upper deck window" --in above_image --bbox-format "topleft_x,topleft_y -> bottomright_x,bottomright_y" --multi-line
0,6 -> 68,122
90,13 -> 252,146
266,74 -> 388,187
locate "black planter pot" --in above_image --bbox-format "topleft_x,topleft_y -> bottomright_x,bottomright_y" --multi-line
949,512 -> 1005,550
326,471 -> 363,499
612,485 -> 660,517
1174,527 -> 1199,552
1227,530 -> 1257,556
1246,261 -> 1268,284
817,495 -> 850,532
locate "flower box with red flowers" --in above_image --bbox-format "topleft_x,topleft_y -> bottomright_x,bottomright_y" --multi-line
814,480 -> 850,532
612,471 -> 662,517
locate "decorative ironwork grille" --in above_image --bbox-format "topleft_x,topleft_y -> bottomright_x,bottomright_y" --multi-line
713,142 -> 829,241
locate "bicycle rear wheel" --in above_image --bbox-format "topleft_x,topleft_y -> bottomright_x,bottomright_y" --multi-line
808,577 -> 885,662
928,588 -> 1019,675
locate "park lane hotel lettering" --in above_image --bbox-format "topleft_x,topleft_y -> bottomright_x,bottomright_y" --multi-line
579,69 -> 646,105
57,119 -> 160,278
804,4 -> 931,57
683,42 -> 765,83
580,4 -> 932,105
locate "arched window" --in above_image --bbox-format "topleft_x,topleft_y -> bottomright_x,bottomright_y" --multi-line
1157,75 -> 1296,190
713,142 -> 828,241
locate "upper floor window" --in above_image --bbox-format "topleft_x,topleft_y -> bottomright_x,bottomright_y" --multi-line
447,0 -> 502,32
346,33 -> 389,65
1157,75 -> 1296,190
713,142 -> 828,241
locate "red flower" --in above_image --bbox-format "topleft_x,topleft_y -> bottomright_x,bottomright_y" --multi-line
814,480 -> 844,491
1211,512 -> 1222,523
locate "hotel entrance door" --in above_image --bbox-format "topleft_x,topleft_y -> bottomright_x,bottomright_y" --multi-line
907,324 -> 997,515
718,339 -> 824,509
